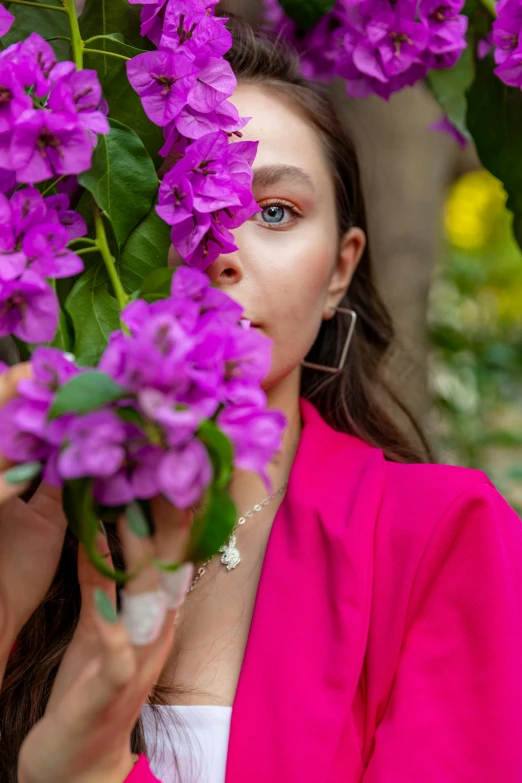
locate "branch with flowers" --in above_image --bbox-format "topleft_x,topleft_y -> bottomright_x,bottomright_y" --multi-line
266,0 -> 522,252
0,0 -> 286,581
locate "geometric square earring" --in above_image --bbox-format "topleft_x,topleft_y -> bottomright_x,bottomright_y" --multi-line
301,306 -> 357,374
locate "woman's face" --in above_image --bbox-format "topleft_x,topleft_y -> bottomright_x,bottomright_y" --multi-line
170,83 -> 366,393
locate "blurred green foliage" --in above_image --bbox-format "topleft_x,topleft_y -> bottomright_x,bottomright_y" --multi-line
428,169 -> 522,516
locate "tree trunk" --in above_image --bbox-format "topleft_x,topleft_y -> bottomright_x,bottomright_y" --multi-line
333,83 -> 459,426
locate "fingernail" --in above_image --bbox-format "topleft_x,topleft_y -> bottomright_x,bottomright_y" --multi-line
120,590 -> 167,646
4,461 -> 42,486
126,501 -> 150,539
159,562 -> 194,610
94,588 -> 118,624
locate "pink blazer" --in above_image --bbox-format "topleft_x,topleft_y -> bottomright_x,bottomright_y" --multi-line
128,398 -> 522,782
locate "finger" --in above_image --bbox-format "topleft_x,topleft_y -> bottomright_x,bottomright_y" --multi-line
118,515 -> 167,652
78,531 -> 117,624
74,594 -> 137,723
150,495 -> 194,611
0,469 -> 36,506
0,363 -> 31,408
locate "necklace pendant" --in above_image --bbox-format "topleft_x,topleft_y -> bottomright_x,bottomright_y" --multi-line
219,534 -> 241,571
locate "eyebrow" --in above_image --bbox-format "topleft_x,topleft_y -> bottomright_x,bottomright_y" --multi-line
252,164 -> 315,191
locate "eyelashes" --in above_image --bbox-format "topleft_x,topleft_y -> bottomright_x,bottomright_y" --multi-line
251,198 -> 304,230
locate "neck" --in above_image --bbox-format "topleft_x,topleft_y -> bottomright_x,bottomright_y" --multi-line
229,367 -> 303,514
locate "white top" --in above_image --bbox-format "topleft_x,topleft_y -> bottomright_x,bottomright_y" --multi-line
141,705 -> 232,783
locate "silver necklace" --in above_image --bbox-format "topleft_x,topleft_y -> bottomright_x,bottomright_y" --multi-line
189,482 -> 288,592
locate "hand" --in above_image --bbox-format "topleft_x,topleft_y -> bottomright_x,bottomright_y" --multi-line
0,364 -> 68,683
18,498 -> 194,783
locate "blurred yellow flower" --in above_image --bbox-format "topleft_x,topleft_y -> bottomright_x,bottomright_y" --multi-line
444,170 -> 506,250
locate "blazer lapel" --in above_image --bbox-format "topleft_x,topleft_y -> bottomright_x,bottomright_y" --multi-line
226,400 -> 385,781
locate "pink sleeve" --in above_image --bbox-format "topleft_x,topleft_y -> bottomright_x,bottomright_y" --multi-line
363,480 -> 522,782
124,755 -> 162,783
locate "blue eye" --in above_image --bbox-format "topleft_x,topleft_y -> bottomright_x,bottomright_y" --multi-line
262,205 -> 286,224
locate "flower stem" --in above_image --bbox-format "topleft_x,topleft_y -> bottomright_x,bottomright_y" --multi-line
93,206 -> 128,312
5,0 -> 66,11
75,246 -> 100,256
68,237 -> 97,247
63,0 -> 83,69
83,48 -> 130,62
41,174 -> 67,196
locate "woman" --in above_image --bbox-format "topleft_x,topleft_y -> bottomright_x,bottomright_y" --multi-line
1,16 -> 522,783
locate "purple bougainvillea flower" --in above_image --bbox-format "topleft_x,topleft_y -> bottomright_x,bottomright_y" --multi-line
0,397 -> 51,463
222,326 -> 273,386
187,56 -> 237,114
157,131 -> 258,268
3,109 -> 93,183
126,50 -> 198,127
477,33 -> 493,59
0,191 -> 14,250
17,33 -> 75,98
139,389 -> 201,446
0,62 -> 32,133
430,114 -> 468,147
0,167 -> 15,195
0,270 -> 58,342
217,404 -> 286,487
10,186 -> 47,235
0,250 -> 27,281
47,69 -> 110,139
494,48 -> 522,87
94,435 -> 164,506
419,0 -> 468,68
158,437 -> 213,509
353,13 -> 428,81
22,222 -> 84,279
0,6 -> 14,37
493,0 -> 522,64
18,346 -> 78,404
161,0 -> 232,60
45,193 -> 88,241
58,409 -> 127,481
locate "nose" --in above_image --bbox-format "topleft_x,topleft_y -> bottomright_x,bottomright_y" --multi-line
205,250 -> 243,286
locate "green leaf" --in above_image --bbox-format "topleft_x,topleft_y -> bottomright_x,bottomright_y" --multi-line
467,55 -> 522,219
138,267 -> 175,299
120,208 -> 172,294
187,489 -> 237,563
114,405 -> 145,428
2,1 -> 71,60
63,478 -> 128,582
49,371 -> 126,419
198,420 -> 234,492
278,0 -> 335,30
79,0 -> 151,53
65,264 -> 121,366
78,119 -> 158,247
426,46 -> 474,137
97,60 -> 165,167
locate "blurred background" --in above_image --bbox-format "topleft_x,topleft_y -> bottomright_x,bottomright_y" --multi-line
222,0 -> 522,515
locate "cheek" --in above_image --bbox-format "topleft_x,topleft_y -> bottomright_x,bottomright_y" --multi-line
257,232 -> 337,385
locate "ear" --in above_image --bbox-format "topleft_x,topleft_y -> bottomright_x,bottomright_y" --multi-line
324,227 -> 366,319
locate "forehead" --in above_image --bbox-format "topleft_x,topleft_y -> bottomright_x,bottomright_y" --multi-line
231,83 -> 332,189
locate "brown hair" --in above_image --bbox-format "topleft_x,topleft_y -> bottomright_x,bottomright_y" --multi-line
0,17 -> 434,780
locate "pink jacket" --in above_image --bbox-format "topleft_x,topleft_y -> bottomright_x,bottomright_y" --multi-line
128,398 -> 522,782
